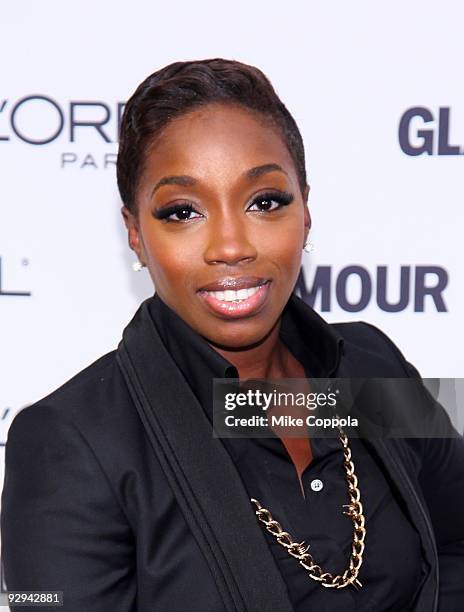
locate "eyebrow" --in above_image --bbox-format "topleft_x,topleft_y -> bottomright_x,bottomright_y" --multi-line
150,163 -> 288,198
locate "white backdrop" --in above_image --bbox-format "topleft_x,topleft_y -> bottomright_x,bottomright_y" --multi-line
1,0 -> 463,600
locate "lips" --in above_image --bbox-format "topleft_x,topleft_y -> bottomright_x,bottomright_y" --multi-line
197,277 -> 271,319
199,276 -> 269,292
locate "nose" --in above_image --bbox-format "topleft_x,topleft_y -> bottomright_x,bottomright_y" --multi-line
203,212 -> 258,266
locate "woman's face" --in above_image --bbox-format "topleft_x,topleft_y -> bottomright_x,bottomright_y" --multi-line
123,103 -> 310,349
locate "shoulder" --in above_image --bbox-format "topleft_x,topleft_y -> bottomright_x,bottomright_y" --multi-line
7,349 -> 136,452
4,347 -> 150,523
330,320 -> 420,378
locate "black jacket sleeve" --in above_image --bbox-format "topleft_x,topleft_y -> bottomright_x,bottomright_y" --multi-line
1,405 -> 136,612
361,322 -> 464,610
418,428 -> 464,611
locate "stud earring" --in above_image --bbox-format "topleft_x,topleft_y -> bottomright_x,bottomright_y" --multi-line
303,241 -> 315,253
132,261 -> 144,272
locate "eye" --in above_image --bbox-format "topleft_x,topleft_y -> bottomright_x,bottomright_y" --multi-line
153,203 -> 203,223
247,190 -> 294,213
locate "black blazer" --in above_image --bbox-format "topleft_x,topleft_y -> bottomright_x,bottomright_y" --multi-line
2,296 -> 464,611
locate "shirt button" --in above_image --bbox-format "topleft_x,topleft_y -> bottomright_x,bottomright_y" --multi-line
310,479 -> 323,492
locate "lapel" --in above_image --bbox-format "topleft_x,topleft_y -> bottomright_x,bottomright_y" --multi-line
116,298 -> 294,612
336,361 -> 438,611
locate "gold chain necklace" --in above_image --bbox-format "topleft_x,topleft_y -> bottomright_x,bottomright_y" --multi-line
251,428 -> 366,590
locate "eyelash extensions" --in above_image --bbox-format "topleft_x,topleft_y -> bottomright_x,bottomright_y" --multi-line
153,190 -> 295,223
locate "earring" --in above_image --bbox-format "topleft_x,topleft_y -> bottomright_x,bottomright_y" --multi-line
132,261 -> 144,272
303,241 -> 315,253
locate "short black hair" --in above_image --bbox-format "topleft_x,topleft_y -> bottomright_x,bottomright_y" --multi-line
117,58 -> 308,214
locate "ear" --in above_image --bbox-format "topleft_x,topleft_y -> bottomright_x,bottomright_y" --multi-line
302,184 -> 311,241
121,206 -> 145,264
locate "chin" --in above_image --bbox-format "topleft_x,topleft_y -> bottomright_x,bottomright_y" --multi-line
205,320 -> 277,351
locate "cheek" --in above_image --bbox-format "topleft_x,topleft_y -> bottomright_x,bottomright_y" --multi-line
142,231 -> 199,290
269,234 -> 301,264
260,218 -> 303,271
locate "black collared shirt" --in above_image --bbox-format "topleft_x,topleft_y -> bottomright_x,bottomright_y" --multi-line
149,292 -> 424,611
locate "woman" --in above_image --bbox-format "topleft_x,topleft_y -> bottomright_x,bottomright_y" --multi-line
2,58 -> 463,612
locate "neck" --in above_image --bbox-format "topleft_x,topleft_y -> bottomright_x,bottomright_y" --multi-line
207,318 -> 296,380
